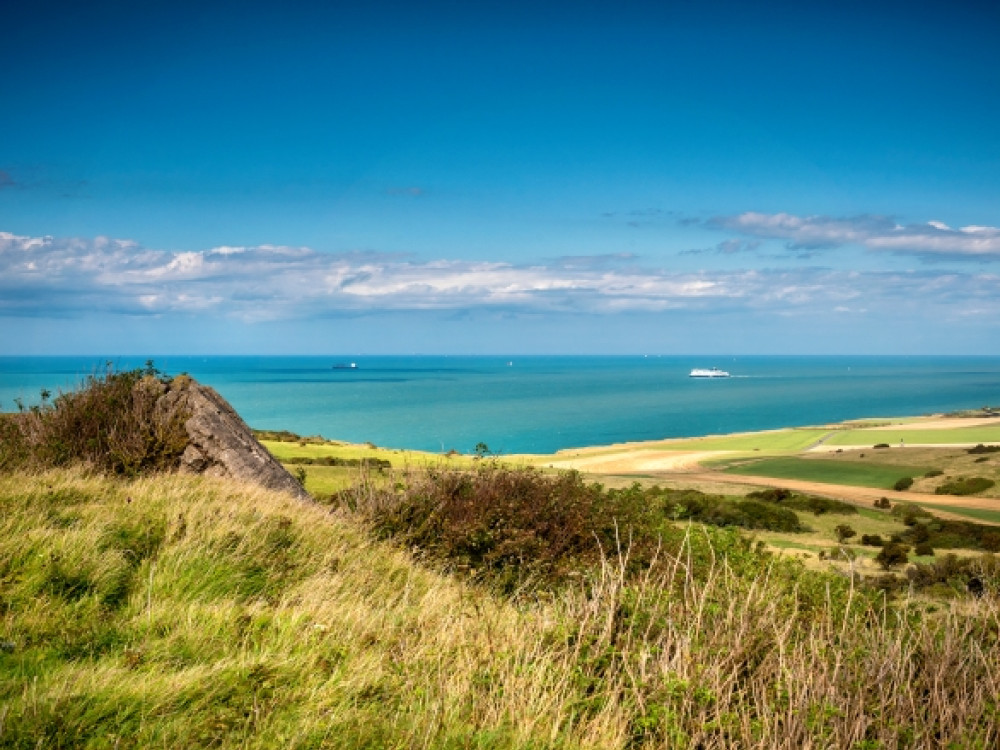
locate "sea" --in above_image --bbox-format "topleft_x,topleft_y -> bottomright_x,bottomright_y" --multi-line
1,356 -> 998,455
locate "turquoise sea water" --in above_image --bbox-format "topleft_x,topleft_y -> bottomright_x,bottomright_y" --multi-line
1,356 -> 998,454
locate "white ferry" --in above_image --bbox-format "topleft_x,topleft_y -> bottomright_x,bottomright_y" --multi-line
689,367 -> 730,378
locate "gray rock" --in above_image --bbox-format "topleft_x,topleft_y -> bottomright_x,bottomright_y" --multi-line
156,376 -> 311,502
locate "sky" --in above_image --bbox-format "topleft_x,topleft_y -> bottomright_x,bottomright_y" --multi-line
2,0 -> 999,355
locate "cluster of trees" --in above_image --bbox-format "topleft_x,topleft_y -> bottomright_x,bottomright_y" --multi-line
745,487 -> 858,515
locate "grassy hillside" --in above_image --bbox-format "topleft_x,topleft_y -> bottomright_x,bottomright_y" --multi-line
3,469 -> 1000,748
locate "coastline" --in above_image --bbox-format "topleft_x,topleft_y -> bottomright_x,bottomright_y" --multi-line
4,354 -> 1000,455
511,412 -> 1000,474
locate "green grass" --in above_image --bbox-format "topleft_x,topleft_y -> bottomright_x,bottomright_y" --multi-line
653,428 -> 830,452
544,430 -> 830,462
824,425 -> 1000,446
724,456 -> 929,489
918,503 -> 1000,525
3,469 -> 1000,748
292,464 -> 376,496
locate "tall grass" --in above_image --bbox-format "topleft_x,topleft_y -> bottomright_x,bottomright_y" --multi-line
3,469 -> 999,748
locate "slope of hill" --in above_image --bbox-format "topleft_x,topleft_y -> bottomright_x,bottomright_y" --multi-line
2,469 -> 1000,748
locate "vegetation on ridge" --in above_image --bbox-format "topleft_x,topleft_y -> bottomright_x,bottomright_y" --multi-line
0,362 -> 188,476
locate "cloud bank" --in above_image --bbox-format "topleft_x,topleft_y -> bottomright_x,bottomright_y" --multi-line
3,230 -> 998,324
711,213 -> 1000,258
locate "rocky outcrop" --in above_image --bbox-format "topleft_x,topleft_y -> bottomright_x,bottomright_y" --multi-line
156,376 -> 311,502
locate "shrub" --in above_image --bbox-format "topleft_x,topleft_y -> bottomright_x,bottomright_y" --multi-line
726,500 -> 803,532
875,543 -> 910,570
891,503 -> 931,521
909,523 -> 931,543
0,363 -> 188,476
284,456 -> 391,470
860,534 -> 884,547
339,467 -> 789,594
834,524 -> 857,543
983,532 -> 1000,553
660,490 -> 805,532
873,443 -> 891,449
935,477 -> 995,496
924,469 -> 944,478
873,497 -> 892,509
906,553 -> 985,590
341,466 -> 665,593
889,509 -> 1000,552
253,429 -> 305,442
893,477 -> 914,491
967,444 -> 1000,454
746,488 -> 857,515
914,542 -> 934,557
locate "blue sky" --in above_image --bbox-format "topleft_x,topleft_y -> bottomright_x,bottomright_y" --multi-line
2,0 -> 999,354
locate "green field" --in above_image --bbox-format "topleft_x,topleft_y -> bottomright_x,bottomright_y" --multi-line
724,456 -> 926,489
547,429 -> 830,461
665,429 -> 830,452
824,424 -> 1000,447
918,503 -> 1000,524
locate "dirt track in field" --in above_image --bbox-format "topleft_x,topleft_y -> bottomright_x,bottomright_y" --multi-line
541,447 -> 1000,524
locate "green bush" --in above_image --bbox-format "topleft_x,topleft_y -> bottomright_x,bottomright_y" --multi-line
892,477 -> 914,491
875,543 -> 910,570
890,509 -> 1000,552
340,467 -> 785,594
967,444 -> 1000,455
284,456 -> 391,470
341,466 -> 662,593
905,553 -> 998,591
0,363 -> 188,476
746,488 -> 857,515
860,534 -> 884,547
935,477 -> 995,496
924,469 -> 944,478
835,524 -> 857,543
660,490 -> 805,532
891,503 -> 932,521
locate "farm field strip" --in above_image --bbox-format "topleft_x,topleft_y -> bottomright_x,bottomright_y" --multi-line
722,456 -> 928,490
823,424 -> 1000,447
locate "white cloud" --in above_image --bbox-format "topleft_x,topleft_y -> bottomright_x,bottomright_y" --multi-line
2,230 -> 999,324
711,212 -> 1000,258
